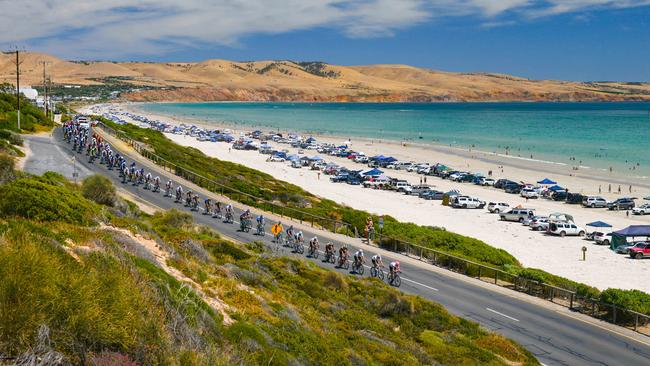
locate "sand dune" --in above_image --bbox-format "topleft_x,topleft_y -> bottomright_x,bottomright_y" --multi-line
2,51 -> 649,102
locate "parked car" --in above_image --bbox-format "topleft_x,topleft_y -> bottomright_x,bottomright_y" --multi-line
520,188 -> 540,199
566,193 -> 586,205
629,243 -> 650,259
582,196 -> 608,208
405,185 -> 432,196
494,179 -> 513,189
500,208 -> 535,222
330,173 -> 349,183
593,232 -> 612,246
523,215 -> 547,226
394,181 -> 412,193
616,241 -> 648,254
632,204 -> 650,215
452,196 -> 486,209
607,198 -> 635,210
551,191 -> 568,201
504,183 -> 523,194
420,190 -> 444,200
478,178 -> 496,186
354,156 -> 369,163
267,155 -> 285,162
487,202 -> 509,213
547,222 -> 586,237
530,217 -> 550,231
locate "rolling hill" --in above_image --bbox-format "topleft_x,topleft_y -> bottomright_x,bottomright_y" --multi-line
1,52 -> 649,102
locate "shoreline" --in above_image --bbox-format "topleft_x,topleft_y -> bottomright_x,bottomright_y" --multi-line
129,102 -> 650,193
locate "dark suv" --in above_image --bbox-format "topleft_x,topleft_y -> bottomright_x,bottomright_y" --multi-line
607,198 -> 635,210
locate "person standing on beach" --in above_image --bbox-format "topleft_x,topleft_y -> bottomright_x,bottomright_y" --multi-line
317,172 -> 320,180
599,185 -> 602,194
424,176 -> 427,184
618,185 -> 621,194
420,177 -> 423,185
629,185 -> 632,194
609,184 -> 612,193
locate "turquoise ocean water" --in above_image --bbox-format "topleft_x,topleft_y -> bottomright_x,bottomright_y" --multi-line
139,102 -> 650,177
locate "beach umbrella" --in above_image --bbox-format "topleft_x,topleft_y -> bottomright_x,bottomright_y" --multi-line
586,221 -> 613,228
537,178 -> 557,185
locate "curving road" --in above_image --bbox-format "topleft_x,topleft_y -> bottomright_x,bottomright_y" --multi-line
22,129 -> 650,366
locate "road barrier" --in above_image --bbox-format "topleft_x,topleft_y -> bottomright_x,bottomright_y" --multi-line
96,122 -> 650,338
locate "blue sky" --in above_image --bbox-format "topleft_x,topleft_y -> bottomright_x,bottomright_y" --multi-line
1,1 -> 649,81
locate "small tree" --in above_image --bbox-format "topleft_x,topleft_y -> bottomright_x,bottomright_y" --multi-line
81,174 -> 117,206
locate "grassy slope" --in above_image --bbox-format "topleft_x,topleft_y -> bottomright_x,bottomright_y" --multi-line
0,169 -> 538,365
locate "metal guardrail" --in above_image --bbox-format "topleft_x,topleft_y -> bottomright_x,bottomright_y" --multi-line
96,121 -> 650,338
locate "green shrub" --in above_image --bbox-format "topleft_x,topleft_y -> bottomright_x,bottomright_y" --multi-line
0,153 -> 15,184
600,288 -> 650,315
0,129 -> 23,146
81,174 -> 117,206
0,176 -> 100,225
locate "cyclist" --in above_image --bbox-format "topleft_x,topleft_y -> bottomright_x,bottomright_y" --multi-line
371,254 -> 383,270
224,204 -> 234,223
192,194 -> 200,211
185,191 -> 193,206
272,221 -> 284,243
165,180 -> 172,196
152,176 -> 161,192
175,186 -> 183,202
338,245 -> 348,267
324,242 -> 335,260
285,225 -> 294,244
295,230 -> 304,244
204,198 -> 212,215
213,201 -> 222,218
353,249 -> 365,272
256,215 -> 265,235
144,173 -> 152,189
389,260 -> 401,277
308,236 -> 319,255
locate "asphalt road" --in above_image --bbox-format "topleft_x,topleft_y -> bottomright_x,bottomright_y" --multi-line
23,130 -> 650,366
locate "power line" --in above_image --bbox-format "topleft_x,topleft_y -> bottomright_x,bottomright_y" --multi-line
39,60 -> 52,119
2,46 -> 25,130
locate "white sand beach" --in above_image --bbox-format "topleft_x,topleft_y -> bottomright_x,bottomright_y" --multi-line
86,103 -> 650,293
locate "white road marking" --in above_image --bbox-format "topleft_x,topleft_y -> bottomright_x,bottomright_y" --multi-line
401,277 -> 439,292
486,307 -> 520,322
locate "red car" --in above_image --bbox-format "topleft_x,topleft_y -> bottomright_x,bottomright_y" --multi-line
629,243 -> 650,259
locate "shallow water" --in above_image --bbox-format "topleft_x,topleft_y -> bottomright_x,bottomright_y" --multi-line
140,102 -> 650,176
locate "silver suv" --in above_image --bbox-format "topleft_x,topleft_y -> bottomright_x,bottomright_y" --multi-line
582,196 -> 607,208
500,208 -> 535,223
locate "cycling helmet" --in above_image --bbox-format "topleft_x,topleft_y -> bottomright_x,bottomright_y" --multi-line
395,260 -> 400,265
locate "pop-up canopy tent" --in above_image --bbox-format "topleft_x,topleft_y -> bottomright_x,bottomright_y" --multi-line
538,178 -> 557,185
548,185 -> 565,191
610,225 -> 650,250
586,221 -> 612,228
363,168 -> 384,176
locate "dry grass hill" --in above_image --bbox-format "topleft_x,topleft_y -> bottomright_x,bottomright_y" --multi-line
1,52 -> 649,102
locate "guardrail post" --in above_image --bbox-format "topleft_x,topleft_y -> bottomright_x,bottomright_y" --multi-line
613,306 -> 617,324
495,271 -> 498,285
478,266 -> 482,280
635,313 -> 639,331
570,293 -> 574,310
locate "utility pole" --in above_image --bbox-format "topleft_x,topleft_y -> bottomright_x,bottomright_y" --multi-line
39,60 -> 52,118
2,47 -> 25,130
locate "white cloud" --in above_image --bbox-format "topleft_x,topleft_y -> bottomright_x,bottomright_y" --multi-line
0,0 -> 648,58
